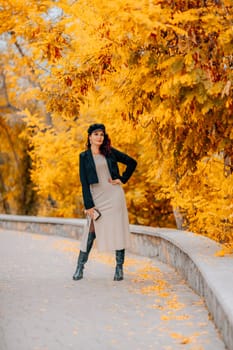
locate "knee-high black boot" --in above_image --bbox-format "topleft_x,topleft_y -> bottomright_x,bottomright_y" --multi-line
73,232 -> 96,280
113,249 -> 125,281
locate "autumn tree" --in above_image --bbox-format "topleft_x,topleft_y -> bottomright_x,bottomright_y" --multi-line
55,0 -> 233,244
0,1 -> 66,213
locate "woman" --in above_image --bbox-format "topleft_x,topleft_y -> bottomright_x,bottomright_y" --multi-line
73,123 -> 137,281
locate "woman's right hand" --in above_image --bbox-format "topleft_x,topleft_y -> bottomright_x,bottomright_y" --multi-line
84,207 -> 95,220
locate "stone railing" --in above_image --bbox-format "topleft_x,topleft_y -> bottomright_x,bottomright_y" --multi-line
0,214 -> 232,350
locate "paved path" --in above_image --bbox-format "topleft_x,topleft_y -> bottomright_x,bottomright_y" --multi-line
0,229 -> 226,350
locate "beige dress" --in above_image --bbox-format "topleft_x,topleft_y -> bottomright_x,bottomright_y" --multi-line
80,154 -> 130,252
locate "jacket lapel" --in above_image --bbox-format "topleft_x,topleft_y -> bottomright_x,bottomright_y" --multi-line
106,156 -> 112,174
86,149 -> 96,171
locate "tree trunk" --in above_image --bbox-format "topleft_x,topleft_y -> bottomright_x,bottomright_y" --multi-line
0,173 -> 11,213
172,206 -> 184,230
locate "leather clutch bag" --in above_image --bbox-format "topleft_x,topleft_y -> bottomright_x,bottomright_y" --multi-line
93,208 -> 101,221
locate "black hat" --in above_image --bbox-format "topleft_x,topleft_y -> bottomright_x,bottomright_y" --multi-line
88,123 -> 105,135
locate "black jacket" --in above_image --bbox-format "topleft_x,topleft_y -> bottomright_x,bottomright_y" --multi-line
79,147 -> 137,209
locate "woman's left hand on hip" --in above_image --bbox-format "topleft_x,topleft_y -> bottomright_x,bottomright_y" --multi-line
108,178 -> 122,185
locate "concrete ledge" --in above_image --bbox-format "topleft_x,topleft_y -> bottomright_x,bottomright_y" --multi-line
129,225 -> 233,350
0,214 -> 85,240
0,214 -> 232,350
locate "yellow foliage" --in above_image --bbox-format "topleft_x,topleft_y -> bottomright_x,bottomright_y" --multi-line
0,0 -> 233,252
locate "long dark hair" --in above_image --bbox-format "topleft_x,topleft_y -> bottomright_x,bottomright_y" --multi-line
86,133 -> 111,157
